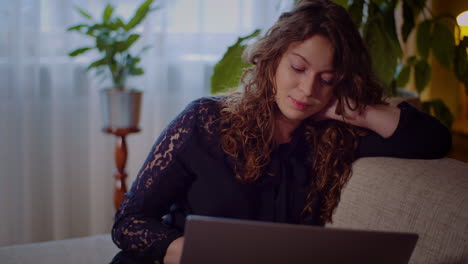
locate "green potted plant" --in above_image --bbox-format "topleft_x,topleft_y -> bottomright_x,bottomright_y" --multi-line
335,0 -> 467,128
211,0 -> 468,128
67,0 -> 157,129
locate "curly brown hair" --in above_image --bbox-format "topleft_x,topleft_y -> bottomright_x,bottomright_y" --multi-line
219,0 -> 385,223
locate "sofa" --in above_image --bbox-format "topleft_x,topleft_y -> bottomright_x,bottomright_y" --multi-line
329,157 -> 468,263
0,157 -> 467,264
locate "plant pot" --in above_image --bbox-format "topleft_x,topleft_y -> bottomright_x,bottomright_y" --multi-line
99,88 -> 143,129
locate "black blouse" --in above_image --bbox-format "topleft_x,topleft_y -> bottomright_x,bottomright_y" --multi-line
111,97 -> 451,263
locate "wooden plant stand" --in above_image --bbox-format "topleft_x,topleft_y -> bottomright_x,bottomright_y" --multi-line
103,127 -> 141,210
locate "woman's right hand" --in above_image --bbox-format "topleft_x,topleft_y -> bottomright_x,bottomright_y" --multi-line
163,236 -> 185,264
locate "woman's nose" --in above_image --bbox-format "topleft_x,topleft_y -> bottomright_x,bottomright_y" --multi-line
299,75 -> 318,97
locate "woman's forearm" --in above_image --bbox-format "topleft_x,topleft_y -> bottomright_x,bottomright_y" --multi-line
352,104 -> 401,138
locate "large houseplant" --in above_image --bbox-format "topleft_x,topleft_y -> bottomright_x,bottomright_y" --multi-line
335,0 -> 467,128
67,0 -> 156,129
211,0 -> 468,128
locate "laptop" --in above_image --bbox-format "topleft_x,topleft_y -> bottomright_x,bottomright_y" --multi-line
180,215 -> 418,264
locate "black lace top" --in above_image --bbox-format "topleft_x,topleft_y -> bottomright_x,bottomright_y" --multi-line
111,97 -> 451,263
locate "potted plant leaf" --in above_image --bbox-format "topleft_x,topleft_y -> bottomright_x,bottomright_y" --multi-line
67,0 -> 157,130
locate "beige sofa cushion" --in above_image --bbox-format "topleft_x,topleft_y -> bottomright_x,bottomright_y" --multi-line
329,157 -> 468,264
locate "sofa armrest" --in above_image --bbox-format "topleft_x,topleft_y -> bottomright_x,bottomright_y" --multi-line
328,157 -> 468,264
0,234 -> 118,264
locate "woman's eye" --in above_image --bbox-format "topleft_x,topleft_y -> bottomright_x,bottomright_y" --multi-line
321,79 -> 333,86
291,65 -> 305,73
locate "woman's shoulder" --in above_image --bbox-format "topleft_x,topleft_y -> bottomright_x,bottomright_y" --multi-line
190,96 -> 223,112
170,96 -> 223,123
187,96 -> 224,134
151,96 -> 223,161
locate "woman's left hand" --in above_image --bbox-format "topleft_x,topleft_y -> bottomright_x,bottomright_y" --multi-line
312,96 -> 401,139
163,237 -> 185,264
313,97 -> 361,123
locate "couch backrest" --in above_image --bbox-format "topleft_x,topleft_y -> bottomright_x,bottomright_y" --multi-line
328,157 -> 468,264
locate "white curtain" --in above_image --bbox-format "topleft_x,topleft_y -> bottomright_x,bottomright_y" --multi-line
0,0 -> 294,246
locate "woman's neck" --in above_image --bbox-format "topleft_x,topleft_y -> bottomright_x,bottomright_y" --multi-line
274,114 -> 302,144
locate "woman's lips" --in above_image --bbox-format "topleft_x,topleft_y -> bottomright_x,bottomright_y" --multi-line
290,97 -> 310,110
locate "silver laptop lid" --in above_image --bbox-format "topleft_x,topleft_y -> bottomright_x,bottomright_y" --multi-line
180,215 -> 418,264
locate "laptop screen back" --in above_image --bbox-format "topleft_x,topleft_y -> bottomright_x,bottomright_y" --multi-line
180,215 -> 418,264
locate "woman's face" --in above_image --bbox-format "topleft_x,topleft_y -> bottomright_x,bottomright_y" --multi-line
274,34 -> 335,123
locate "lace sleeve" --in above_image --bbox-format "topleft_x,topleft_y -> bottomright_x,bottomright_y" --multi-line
111,99 -> 202,263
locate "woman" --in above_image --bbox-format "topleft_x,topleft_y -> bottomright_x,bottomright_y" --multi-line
111,0 -> 451,263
